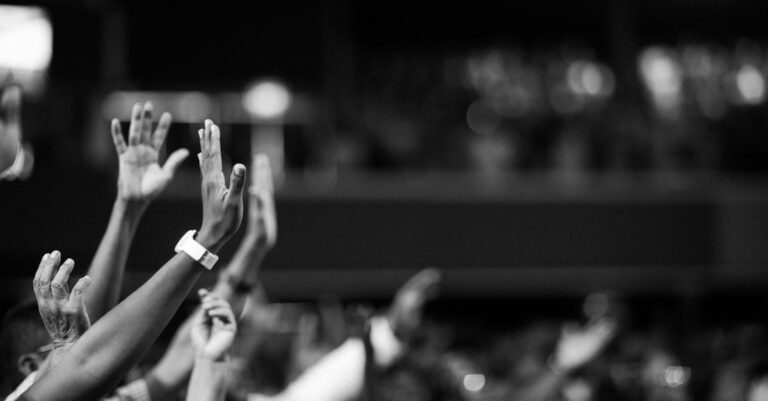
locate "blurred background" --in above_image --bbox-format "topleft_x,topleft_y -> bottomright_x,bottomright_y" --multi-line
2,0 -> 768,398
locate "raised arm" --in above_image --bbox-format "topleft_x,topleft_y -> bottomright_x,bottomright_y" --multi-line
507,318 -> 617,401
144,154 -> 277,394
24,120 -> 245,401
213,153 -> 276,314
86,102 -> 188,321
186,290 -> 237,401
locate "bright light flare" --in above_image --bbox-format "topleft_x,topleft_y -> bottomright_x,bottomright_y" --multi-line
0,6 -> 52,71
735,64 -> 765,104
243,80 -> 292,121
640,47 -> 682,98
463,374 -> 486,393
664,366 -> 691,388
566,60 -> 615,97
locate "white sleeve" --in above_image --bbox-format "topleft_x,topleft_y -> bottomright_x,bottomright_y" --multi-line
368,316 -> 405,368
249,338 -> 367,401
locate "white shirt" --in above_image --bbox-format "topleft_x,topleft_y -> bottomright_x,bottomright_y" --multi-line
249,316 -> 404,401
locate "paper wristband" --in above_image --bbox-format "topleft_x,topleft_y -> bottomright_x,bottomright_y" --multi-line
174,230 -> 218,270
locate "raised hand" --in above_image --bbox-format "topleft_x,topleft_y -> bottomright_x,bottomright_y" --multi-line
197,119 -> 246,251
190,289 -> 237,361
111,102 -> 189,203
388,267 -> 442,341
552,318 -> 617,373
32,251 -> 92,348
247,154 -> 277,249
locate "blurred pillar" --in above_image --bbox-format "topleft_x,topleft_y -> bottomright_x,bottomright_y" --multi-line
101,3 -> 127,86
322,0 -> 355,170
250,123 -> 285,186
606,0 -> 642,105
87,2 -> 128,170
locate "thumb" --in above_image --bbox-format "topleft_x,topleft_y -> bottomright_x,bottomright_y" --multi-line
229,163 -> 246,197
162,148 -> 190,176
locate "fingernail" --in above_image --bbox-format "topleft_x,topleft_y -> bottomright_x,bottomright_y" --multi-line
51,250 -> 59,258
42,253 -> 50,261
64,258 -> 73,265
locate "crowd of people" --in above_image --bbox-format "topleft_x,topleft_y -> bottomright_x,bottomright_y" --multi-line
1,88 -> 768,401
326,40 -> 768,174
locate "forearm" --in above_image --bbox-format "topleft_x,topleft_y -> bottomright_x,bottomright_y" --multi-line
220,232 -> 266,285
35,343 -> 76,378
26,249 -> 213,401
85,199 -> 146,321
213,233 -> 266,315
146,236 -> 266,393
186,357 -> 228,401
145,316 -> 196,393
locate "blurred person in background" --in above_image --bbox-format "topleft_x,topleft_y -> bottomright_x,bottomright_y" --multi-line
248,268 -> 443,401
710,325 -> 768,401
0,85 -> 31,180
504,312 -> 617,400
477,292 -> 618,401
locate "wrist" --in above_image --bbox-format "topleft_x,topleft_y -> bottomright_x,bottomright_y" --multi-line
114,197 -> 148,219
196,227 -> 227,253
195,351 -> 229,363
52,338 -> 77,350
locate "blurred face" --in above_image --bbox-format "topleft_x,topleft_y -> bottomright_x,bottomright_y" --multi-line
748,378 -> 768,401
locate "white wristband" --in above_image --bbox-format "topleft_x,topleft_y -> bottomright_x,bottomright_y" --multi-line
174,230 -> 218,270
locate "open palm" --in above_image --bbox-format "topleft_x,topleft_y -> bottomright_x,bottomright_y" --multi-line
554,318 -> 617,372
111,102 -> 188,202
